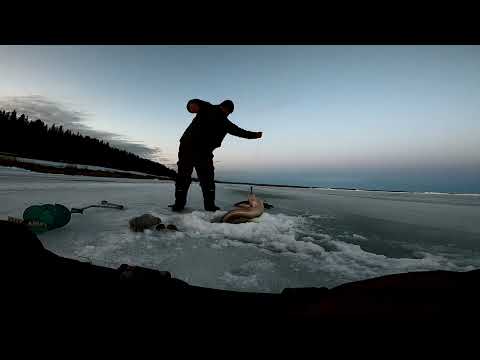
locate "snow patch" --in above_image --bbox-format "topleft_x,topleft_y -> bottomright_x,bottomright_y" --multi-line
352,233 -> 368,241
220,272 -> 259,289
309,214 -> 336,220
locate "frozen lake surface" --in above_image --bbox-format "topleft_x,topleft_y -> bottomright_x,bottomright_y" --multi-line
2,166 -> 479,293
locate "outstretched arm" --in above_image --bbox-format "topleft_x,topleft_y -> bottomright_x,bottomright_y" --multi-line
226,119 -> 262,139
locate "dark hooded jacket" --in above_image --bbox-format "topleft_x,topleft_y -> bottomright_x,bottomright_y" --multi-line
180,99 -> 257,153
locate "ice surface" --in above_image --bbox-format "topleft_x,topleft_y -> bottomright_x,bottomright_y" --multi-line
1,165 -> 479,293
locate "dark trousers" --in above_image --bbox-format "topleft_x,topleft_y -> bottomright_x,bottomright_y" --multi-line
174,143 -> 216,208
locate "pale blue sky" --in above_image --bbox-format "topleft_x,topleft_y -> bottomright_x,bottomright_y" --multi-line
0,45 -> 479,191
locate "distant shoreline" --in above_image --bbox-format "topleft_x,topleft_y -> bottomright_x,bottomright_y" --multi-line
0,156 -> 173,181
1,155 -> 478,196
214,179 -> 314,189
215,180 -> 480,196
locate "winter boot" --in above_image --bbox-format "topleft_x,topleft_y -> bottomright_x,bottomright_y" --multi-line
202,188 -> 220,212
169,189 -> 187,212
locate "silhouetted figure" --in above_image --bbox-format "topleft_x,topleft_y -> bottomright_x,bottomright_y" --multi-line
170,99 -> 262,212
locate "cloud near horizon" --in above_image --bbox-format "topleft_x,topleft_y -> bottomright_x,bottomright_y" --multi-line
0,95 -> 169,164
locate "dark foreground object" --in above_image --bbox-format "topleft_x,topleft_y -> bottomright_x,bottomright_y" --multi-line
2,220 -> 480,331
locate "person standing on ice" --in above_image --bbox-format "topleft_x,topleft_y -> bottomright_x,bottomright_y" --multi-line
169,99 -> 262,212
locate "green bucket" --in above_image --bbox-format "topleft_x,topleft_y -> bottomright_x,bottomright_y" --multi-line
23,204 -> 72,234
